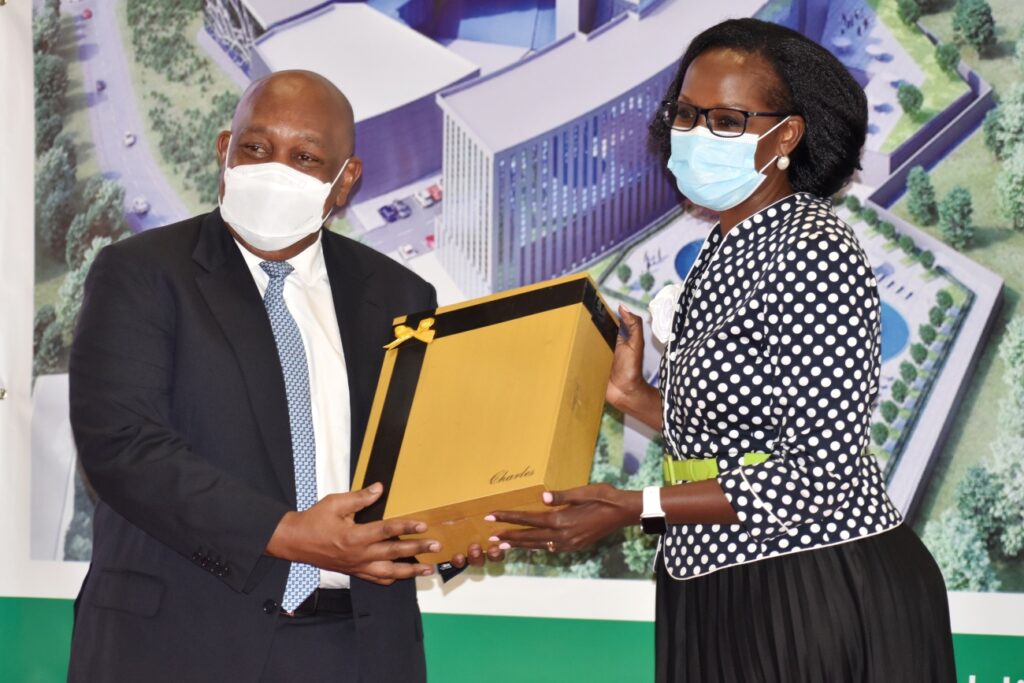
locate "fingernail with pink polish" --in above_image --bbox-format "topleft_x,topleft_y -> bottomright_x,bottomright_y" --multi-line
484,514 -> 496,522
498,542 -> 511,550
488,535 -> 500,542
542,492 -> 553,504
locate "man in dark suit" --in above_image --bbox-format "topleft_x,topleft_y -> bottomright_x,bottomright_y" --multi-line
67,70 -> 482,681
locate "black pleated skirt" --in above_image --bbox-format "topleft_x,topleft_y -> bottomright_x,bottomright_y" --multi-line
655,524 -> 956,682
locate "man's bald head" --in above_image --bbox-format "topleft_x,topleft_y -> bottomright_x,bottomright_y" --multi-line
232,70 -> 355,158
215,69 -> 363,236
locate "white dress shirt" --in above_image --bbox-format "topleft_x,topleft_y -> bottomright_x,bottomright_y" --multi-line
235,234 -> 352,589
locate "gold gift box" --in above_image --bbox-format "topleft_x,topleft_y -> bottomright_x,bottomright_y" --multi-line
352,274 -> 617,565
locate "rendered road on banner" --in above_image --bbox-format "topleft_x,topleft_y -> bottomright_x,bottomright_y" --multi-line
68,0 -> 189,231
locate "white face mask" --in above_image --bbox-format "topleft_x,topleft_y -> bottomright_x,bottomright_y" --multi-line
219,147 -> 350,251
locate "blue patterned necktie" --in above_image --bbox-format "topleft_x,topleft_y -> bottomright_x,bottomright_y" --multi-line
260,260 -> 319,612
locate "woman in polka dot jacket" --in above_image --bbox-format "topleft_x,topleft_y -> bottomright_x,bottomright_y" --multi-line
491,18 -> 956,682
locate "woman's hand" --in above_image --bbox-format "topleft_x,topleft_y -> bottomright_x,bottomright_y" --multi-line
487,484 -> 642,553
606,305 -> 664,431
606,306 -> 647,409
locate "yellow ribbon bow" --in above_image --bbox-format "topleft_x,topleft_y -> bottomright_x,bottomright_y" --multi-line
383,317 -> 436,350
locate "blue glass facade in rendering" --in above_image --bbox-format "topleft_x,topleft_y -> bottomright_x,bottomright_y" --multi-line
440,70 -> 678,297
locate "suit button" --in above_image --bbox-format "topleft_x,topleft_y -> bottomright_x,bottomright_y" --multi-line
200,557 -> 210,568
263,599 -> 278,615
192,552 -> 201,562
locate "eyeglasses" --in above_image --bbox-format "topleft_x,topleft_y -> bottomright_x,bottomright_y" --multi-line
659,100 -> 790,138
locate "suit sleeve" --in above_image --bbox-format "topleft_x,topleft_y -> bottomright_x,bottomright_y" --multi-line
69,245 -> 291,592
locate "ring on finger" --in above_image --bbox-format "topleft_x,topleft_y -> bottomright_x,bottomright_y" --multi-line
546,540 -> 556,553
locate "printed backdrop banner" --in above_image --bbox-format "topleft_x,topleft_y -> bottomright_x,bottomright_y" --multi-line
3,0 -> 1024,680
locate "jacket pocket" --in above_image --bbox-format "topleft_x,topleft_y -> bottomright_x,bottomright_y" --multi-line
89,569 -> 164,618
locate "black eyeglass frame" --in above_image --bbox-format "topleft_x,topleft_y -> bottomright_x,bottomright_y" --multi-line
660,100 -> 792,138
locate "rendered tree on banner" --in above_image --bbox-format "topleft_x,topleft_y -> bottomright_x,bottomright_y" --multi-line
983,107 -> 1005,158
34,322 -> 64,377
953,0 -> 996,55
935,42 -> 961,76
639,271 -> 655,295
989,436 -> 1024,557
35,144 -> 77,259
32,3 -> 61,54
900,361 -> 919,384
892,379 -> 909,404
911,343 -> 929,365
922,509 -> 999,591
862,205 -> 879,227
65,178 -> 130,269
987,85 -> 1024,160
997,146 -> 1024,230
955,465 -> 1002,546
57,237 -> 114,344
897,0 -> 921,25
938,185 -> 974,249
616,263 -> 632,286
880,400 -> 899,424
34,52 -> 68,112
906,166 -> 938,226
871,422 -> 889,446
897,83 -> 924,117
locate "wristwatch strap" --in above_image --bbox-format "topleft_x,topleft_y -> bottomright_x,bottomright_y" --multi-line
640,486 -> 666,535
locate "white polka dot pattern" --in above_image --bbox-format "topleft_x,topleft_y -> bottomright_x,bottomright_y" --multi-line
658,193 -> 903,580
261,260 -> 320,610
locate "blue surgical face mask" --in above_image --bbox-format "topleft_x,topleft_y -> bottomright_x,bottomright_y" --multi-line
666,116 -> 790,212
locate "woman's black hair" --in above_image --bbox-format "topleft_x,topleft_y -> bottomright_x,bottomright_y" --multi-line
650,18 -> 867,198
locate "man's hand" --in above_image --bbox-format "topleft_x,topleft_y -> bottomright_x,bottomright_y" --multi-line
265,483 -> 439,585
450,543 -> 505,569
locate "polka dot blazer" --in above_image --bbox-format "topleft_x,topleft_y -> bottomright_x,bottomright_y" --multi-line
658,192 -> 903,580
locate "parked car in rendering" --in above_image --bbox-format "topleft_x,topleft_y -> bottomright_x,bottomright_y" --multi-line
414,189 -> 435,208
398,243 -> 417,261
81,8 -> 93,19
427,184 -> 442,202
131,196 -> 150,216
378,203 -> 399,223
96,79 -> 106,93
123,132 -> 137,147
424,234 -> 436,250
393,199 -> 412,219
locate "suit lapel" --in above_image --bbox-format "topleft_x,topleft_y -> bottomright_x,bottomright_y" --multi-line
321,233 -> 389,480
192,211 -> 296,505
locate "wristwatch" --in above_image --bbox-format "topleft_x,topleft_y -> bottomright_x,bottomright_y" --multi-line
640,486 -> 667,535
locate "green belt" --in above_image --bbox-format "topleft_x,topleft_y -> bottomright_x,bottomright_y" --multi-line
663,451 -> 771,484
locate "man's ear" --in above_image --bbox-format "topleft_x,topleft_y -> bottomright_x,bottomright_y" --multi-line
333,156 -> 363,208
216,130 -> 232,167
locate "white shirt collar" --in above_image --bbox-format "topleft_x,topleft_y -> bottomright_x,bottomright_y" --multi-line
233,230 -> 328,287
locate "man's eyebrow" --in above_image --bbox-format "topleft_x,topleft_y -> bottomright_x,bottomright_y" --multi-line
238,126 -> 326,147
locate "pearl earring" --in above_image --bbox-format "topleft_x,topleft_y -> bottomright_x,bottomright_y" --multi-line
777,156 -> 790,170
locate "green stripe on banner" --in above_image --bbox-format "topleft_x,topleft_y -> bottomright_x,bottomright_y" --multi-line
422,613 -> 653,681
2,597 -> 1023,682
0,598 -> 73,683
